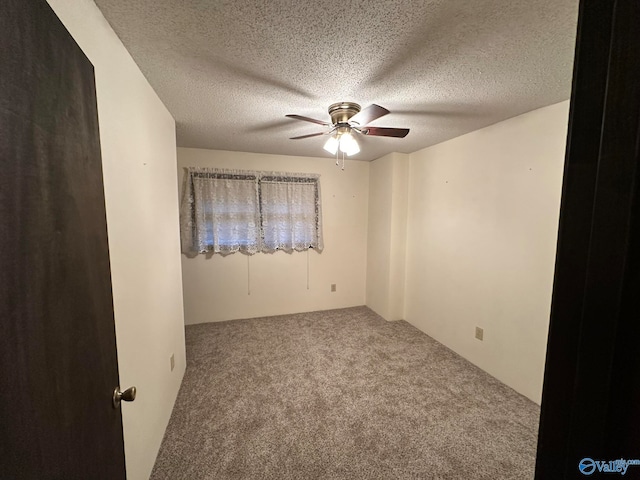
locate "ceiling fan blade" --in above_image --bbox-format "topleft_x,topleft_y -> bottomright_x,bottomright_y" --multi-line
290,132 -> 326,140
349,104 -> 389,126
361,127 -> 410,138
286,114 -> 330,126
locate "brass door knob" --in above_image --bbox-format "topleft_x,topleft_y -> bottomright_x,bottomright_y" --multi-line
112,386 -> 137,409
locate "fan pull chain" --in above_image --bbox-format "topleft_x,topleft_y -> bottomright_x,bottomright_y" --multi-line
342,152 -> 345,170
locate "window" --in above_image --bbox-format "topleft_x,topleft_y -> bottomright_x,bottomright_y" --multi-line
180,168 -> 323,256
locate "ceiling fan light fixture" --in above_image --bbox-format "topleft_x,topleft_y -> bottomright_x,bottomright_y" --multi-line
323,135 -> 339,155
339,132 -> 360,156
288,103 -> 407,163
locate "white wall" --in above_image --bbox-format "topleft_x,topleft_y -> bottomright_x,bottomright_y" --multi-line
178,148 -> 369,324
403,101 -> 569,403
46,2 -> 186,479
366,153 -> 409,321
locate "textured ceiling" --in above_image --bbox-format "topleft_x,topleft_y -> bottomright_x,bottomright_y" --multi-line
93,0 -> 579,161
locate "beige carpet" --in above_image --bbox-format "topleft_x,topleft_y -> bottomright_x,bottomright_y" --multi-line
151,306 -> 539,479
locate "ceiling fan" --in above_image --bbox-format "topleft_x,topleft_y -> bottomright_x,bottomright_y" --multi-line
286,102 -> 409,158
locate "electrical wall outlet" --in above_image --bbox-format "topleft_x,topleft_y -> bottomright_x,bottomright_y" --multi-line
331,284 -> 336,292
170,353 -> 175,371
475,327 -> 484,341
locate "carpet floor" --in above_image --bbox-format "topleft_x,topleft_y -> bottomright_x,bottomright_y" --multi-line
151,306 -> 540,479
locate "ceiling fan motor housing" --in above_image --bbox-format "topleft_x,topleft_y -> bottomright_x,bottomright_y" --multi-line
328,102 -> 361,125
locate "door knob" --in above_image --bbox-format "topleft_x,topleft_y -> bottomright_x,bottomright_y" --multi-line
112,386 -> 137,409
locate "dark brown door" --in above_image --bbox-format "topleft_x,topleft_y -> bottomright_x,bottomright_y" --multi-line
0,0 -> 126,478
536,1 -> 640,478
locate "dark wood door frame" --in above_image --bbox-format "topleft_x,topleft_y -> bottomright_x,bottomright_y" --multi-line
536,1 -> 640,478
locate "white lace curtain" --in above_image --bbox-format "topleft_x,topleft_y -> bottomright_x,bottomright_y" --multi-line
180,167 -> 323,256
